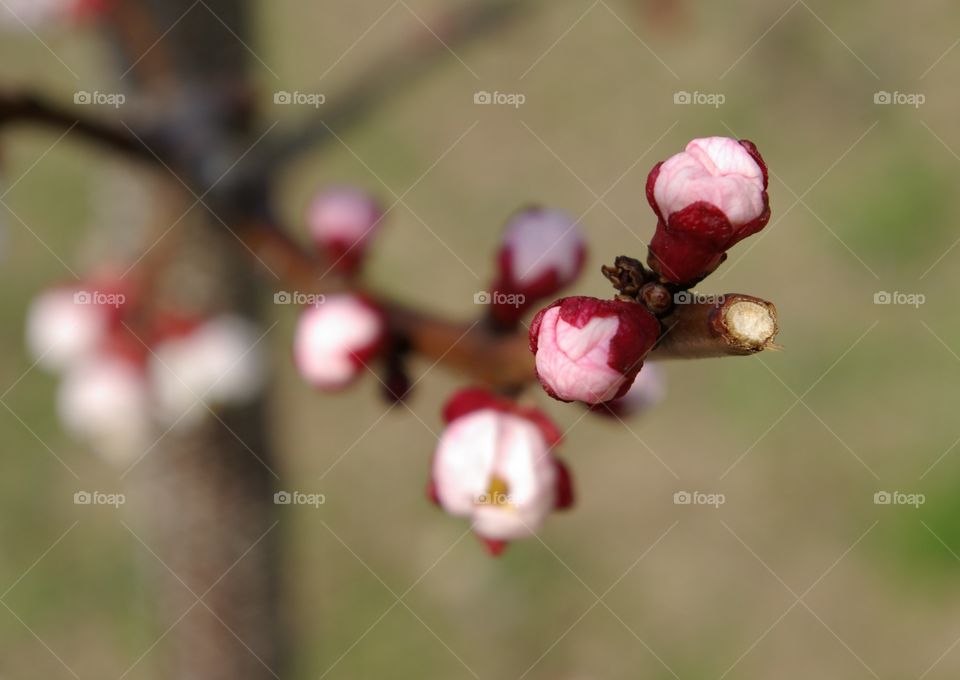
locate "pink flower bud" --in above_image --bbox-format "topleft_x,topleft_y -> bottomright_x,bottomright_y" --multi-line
306,186 -> 383,275
589,362 -> 666,418
430,388 -> 573,555
292,294 -> 385,391
150,315 -> 266,427
529,296 -> 661,405
646,137 -> 769,284
25,284 -> 119,373
57,354 -> 151,464
490,207 -> 587,324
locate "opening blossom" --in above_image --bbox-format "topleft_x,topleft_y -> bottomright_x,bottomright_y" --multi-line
429,388 -> 573,556
529,296 -> 661,405
490,207 -> 586,324
306,186 -> 383,276
646,137 -> 770,284
292,294 -> 385,391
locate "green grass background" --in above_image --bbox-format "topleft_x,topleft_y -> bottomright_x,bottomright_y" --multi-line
2,0 -> 960,678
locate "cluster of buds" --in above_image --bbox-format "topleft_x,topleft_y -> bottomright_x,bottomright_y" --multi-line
526,136 -> 771,410
25,278 -> 266,463
429,388 -> 573,556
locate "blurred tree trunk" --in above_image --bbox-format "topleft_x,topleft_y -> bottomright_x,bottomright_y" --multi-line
108,1 -> 286,678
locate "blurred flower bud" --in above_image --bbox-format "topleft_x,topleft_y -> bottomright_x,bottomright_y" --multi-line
529,296 -> 661,405
590,362 -> 666,418
150,315 -> 266,427
306,186 -> 383,276
25,284 -> 122,373
0,0 -> 98,28
431,388 -> 573,556
292,294 -> 385,391
57,354 -> 150,465
646,137 -> 769,284
490,207 -> 586,325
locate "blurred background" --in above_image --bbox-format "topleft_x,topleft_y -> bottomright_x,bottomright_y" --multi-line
1,0 -> 959,678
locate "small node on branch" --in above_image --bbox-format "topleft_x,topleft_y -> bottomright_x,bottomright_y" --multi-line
600,255 -> 651,299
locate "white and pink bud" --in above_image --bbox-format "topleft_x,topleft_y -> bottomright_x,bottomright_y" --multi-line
57,354 -> 151,465
306,186 -> 383,276
647,137 -> 770,284
25,283 -> 125,373
529,296 -> 661,405
590,362 -> 666,418
150,315 -> 266,427
292,294 -> 385,391
429,388 -> 573,556
490,207 -> 586,324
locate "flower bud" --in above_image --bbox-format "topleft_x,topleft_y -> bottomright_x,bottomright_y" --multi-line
292,294 -> 385,391
529,296 -> 661,405
590,362 -> 666,418
490,207 -> 586,324
0,0 -> 96,27
150,315 -> 266,427
430,388 -> 572,556
646,137 -> 769,284
57,354 -> 151,465
25,284 -> 118,373
306,186 -> 383,276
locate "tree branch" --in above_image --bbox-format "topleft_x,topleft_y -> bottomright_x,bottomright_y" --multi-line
238,221 -> 780,389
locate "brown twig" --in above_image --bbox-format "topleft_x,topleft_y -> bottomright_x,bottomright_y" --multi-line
237,222 -> 780,388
